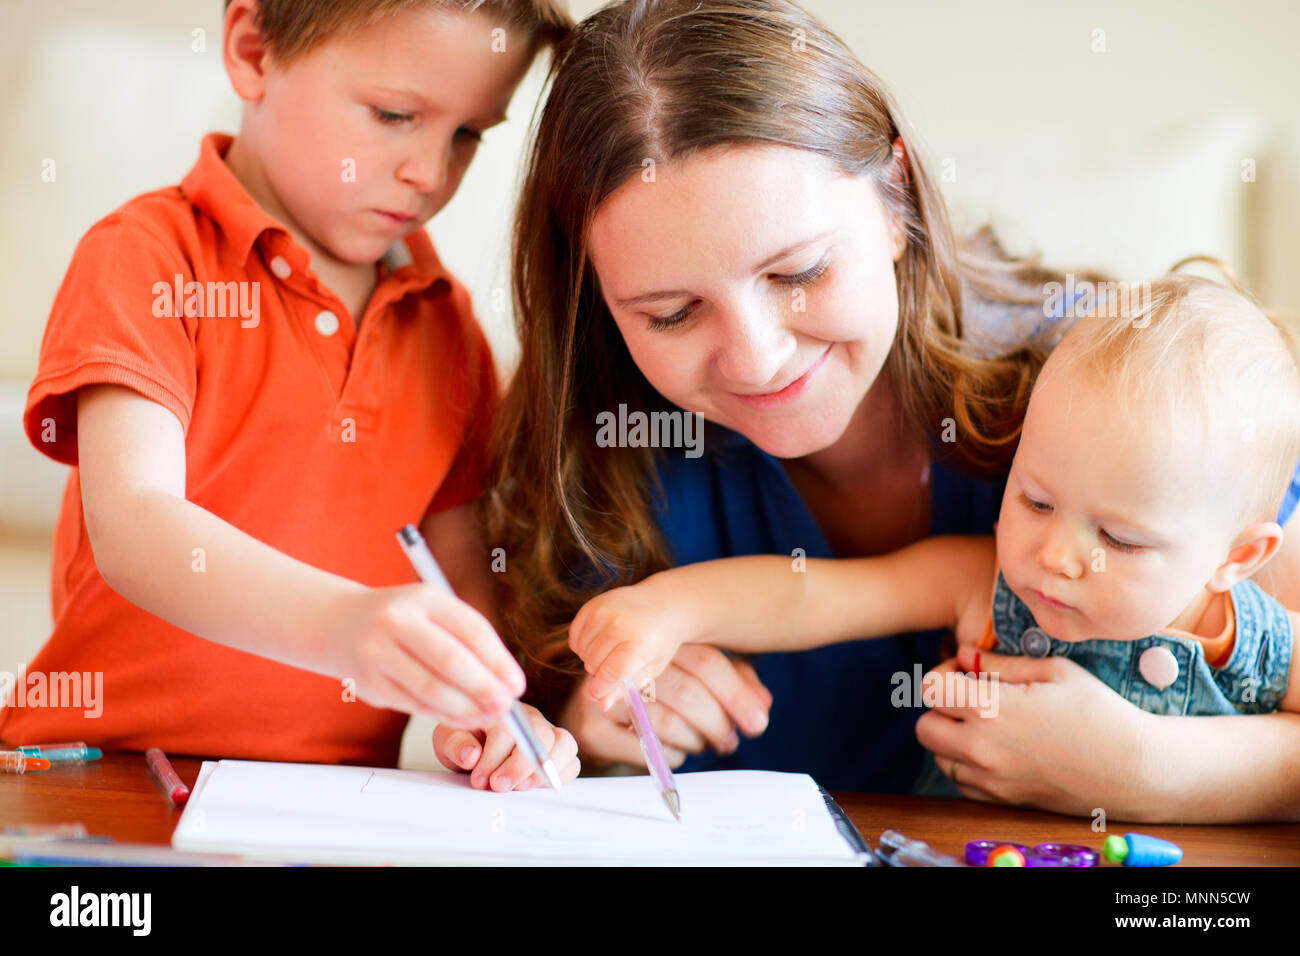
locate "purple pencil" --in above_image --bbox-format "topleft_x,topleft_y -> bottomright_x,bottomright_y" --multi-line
623,678 -> 682,821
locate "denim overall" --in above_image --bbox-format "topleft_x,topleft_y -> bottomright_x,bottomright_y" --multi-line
915,571 -> 1293,796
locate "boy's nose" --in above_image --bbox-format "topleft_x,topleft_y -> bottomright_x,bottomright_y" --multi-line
396,139 -> 451,196
714,302 -> 796,389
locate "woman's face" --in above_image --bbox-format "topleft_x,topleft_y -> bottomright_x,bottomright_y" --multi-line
588,144 -> 904,459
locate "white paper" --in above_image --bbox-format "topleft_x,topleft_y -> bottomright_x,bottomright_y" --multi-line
171,760 -> 862,866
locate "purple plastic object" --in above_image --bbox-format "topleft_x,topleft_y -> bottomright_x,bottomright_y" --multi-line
1029,843 -> 1100,867
968,839 -> 1101,867
966,840 -> 1030,866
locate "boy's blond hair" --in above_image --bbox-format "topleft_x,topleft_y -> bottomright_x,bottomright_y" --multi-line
226,0 -> 572,63
1051,268 -> 1300,528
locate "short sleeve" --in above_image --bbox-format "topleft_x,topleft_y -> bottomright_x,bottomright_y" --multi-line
424,290 -> 500,517
24,213 -> 199,466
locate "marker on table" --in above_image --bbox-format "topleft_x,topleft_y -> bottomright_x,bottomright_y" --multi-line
17,742 -> 102,764
623,679 -> 682,821
0,751 -> 50,774
395,524 -> 562,792
145,747 -> 190,806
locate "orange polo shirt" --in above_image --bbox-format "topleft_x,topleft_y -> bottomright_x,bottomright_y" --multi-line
0,133 -> 497,765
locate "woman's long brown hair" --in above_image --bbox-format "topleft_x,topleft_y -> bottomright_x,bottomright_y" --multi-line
488,0 -> 1111,715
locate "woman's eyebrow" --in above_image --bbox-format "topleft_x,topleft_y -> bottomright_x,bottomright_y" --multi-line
613,231 -> 834,308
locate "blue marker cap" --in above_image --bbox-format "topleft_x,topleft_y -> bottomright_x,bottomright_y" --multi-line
1120,832 -> 1182,867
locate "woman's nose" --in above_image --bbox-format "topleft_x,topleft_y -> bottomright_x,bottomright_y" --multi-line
713,300 -> 796,388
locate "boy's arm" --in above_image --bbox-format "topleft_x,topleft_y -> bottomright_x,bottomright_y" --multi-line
77,384 -> 523,724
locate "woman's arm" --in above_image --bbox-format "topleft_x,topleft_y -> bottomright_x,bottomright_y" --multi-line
919,646 -> 1300,822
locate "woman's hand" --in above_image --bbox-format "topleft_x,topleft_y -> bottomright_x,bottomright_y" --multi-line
916,645 -> 1157,818
432,702 -> 580,791
558,645 -> 773,767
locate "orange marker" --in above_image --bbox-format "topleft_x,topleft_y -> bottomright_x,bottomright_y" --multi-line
0,751 -> 50,773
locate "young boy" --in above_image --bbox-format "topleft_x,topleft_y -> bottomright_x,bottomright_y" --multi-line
2,0 -> 575,792
569,274 -> 1300,743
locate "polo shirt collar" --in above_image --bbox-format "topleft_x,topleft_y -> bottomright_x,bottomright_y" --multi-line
179,132 -> 451,295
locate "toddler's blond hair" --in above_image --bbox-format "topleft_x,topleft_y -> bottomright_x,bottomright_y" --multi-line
1050,266 -> 1300,528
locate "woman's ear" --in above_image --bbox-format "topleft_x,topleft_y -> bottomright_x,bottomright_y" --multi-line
223,0 -> 272,103
1208,521 -> 1285,592
889,136 -> 910,261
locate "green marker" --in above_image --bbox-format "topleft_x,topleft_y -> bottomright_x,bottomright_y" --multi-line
16,742 -> 102,764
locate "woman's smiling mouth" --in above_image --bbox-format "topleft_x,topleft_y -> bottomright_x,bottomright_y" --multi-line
732,346 -> 831,410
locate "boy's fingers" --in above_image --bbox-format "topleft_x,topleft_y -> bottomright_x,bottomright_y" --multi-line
470,723 -> 517,789
432,725 -> 483,771
399,614 -> 515,717
412,586 -> 526,697
374,642 -> 488,727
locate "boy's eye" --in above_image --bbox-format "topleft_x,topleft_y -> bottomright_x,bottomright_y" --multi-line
455,126 -> 484,143
1100,529 -> 1143,553
1019,493 -> 1051,513
771,255 -> 831,287
371,107 -> 414,125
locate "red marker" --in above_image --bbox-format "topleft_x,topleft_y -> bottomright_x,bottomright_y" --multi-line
973,651 -> 981,678
146,747 -> 190,806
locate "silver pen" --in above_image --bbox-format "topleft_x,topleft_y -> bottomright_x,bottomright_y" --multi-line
395,524 -> 562,791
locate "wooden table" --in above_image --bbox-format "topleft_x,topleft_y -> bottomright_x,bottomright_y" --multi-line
3,751 -> 1297,864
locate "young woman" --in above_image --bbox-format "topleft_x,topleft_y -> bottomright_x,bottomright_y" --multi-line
447,0 -> 1300,820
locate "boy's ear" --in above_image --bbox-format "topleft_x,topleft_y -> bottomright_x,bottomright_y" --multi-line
1208,521 -> 1285,591
223,0 -> 272,102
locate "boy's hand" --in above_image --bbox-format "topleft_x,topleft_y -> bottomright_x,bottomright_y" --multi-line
332,583 -> 526,729
568,581 -> 688,709
432,704 -> 580,791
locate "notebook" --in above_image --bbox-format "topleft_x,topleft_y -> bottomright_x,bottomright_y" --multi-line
171,759 -> 869,866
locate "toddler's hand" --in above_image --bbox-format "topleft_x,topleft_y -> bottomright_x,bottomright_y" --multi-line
332,583 -> 526,729
568,581 -> 687,708
432,704 -> 580,791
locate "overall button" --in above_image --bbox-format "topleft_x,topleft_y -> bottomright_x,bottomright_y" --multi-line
1020,626 -> 1052,658
1138,646 -> 1179,689
314,310 -> 340,336
269,255 -> 292,279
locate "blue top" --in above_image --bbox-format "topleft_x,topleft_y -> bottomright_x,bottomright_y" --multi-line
651,427 -> 1300,793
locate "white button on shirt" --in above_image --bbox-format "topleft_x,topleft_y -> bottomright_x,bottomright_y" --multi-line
314,310 -> 340,336
270,255 -> 292,279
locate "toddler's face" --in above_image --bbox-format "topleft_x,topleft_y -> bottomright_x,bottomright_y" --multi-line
245,6 -> 532,264
995,354 -> 1238,642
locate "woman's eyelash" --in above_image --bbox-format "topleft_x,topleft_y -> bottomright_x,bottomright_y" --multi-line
771,257 -> 831,286
371,107 -> 413,125
647,305 -> 692,332
645,257 -> 832,331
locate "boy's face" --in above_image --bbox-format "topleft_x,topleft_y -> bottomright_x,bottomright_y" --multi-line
995,349 -> 1239,642
241,5 -> 533,265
